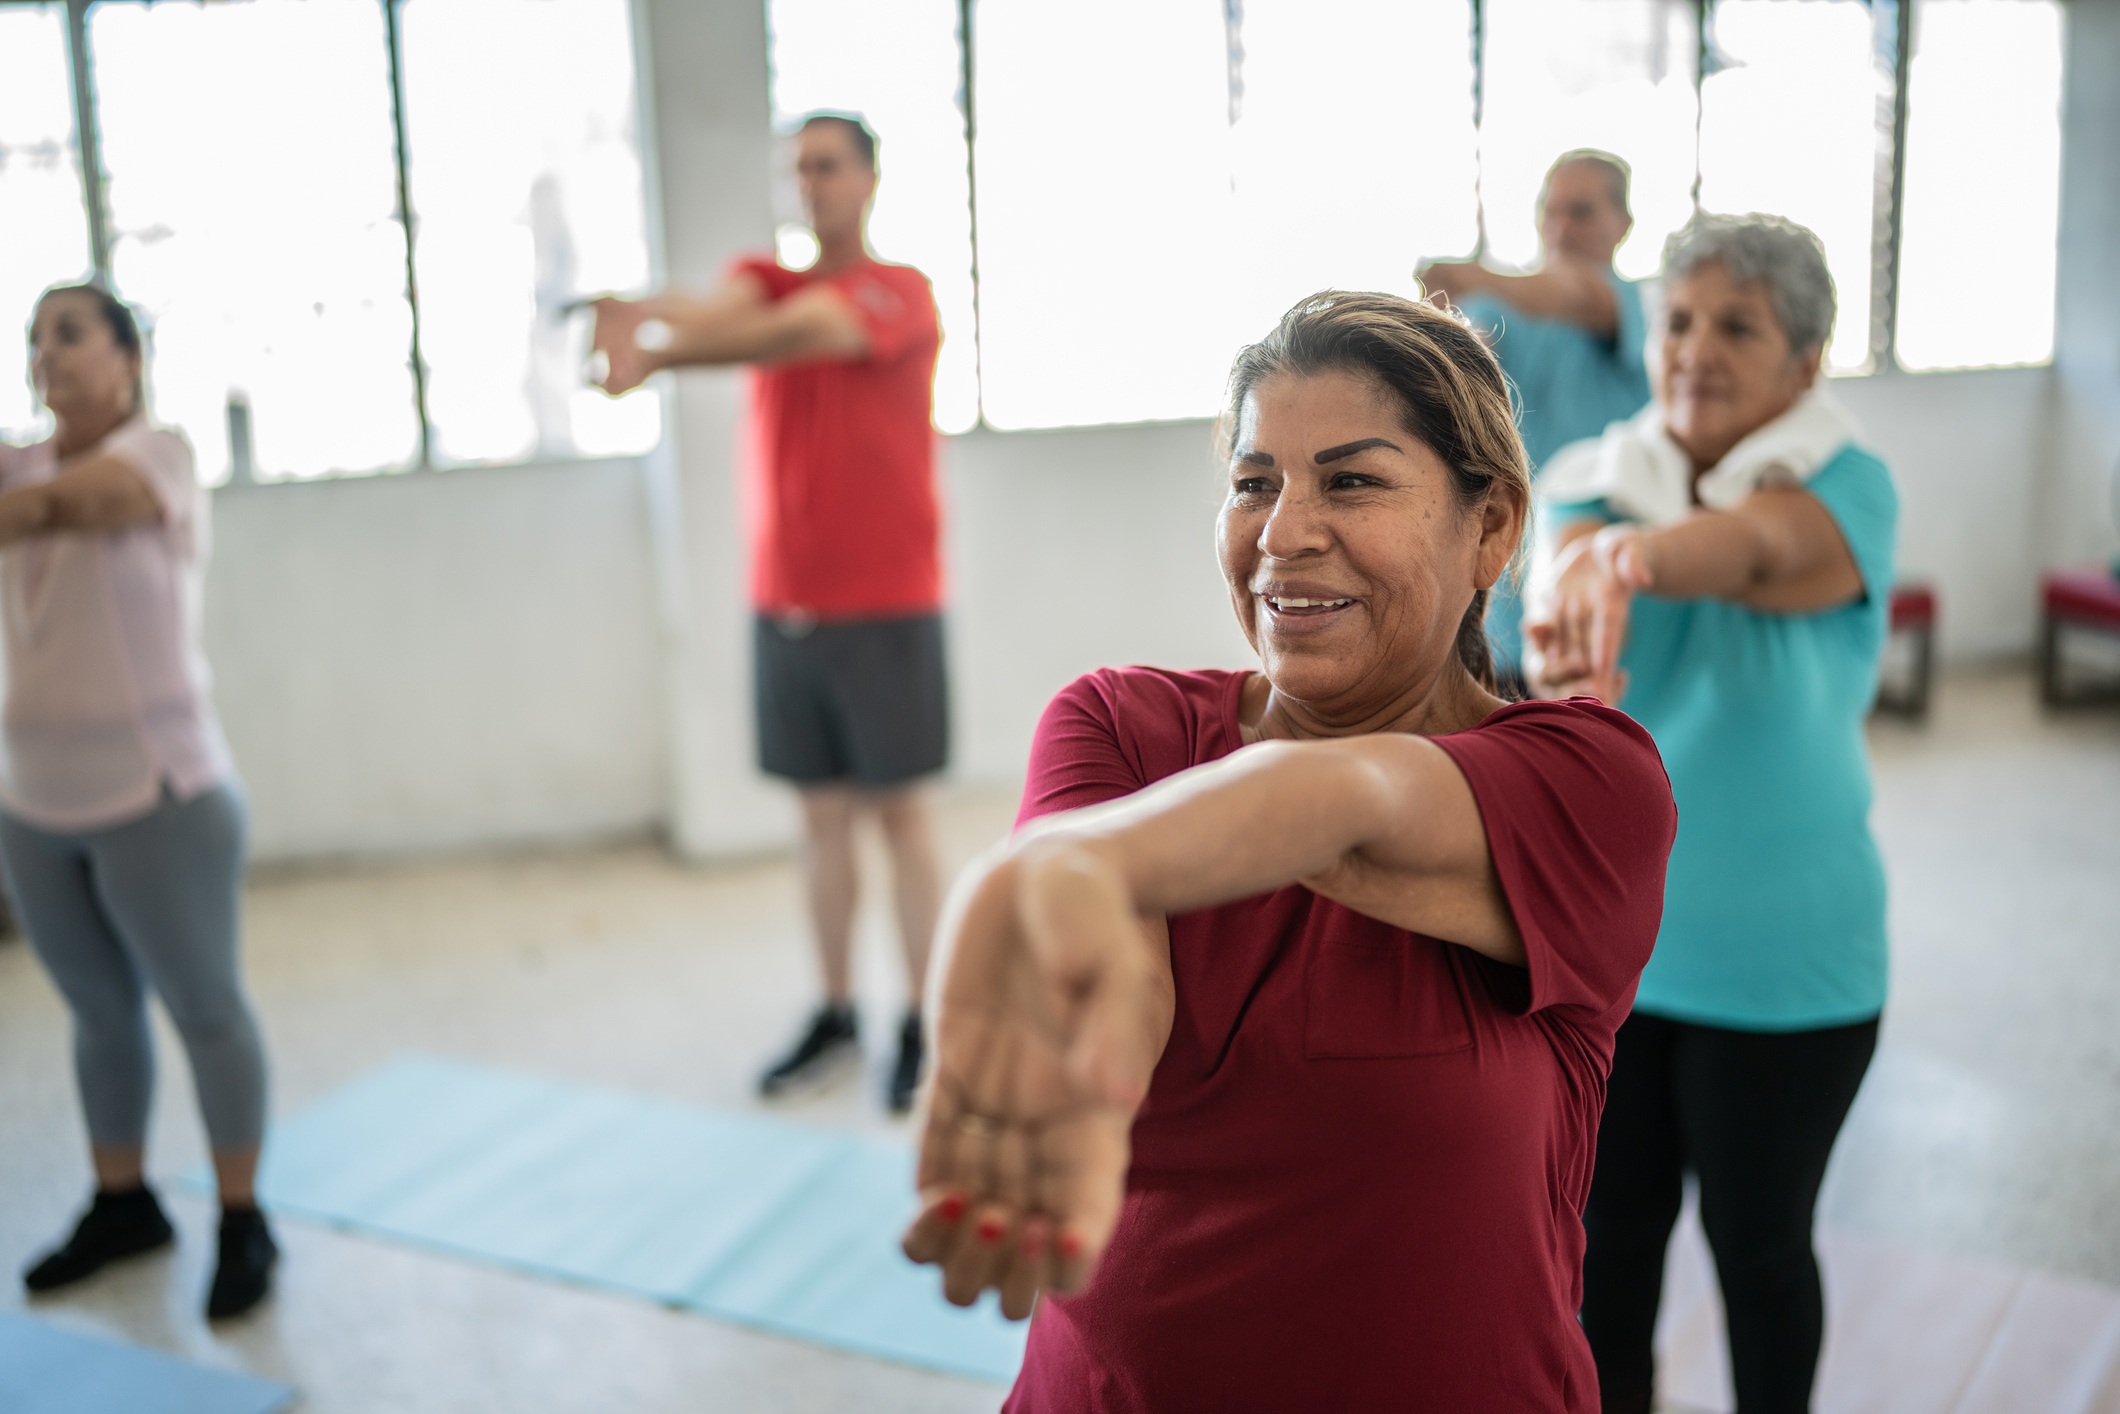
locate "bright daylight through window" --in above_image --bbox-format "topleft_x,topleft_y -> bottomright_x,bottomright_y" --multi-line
402,0 -> 659,466
0,4 -> 92,444
1894,0 -> 2063,371
765,0 -> 978,434
93,0 -> 420,482
1477,0 -> 1697,281
1697,0 -> 1885,373
1229,0 -> 1479,345
8,0 -> 2072,453
972,0 -> 1236,430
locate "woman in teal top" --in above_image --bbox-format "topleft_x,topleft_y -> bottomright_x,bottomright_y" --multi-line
1525,213 -> 1895,1414
1422,150 -> 1656,682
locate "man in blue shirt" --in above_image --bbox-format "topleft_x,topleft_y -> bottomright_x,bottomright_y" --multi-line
1420,150 -> 1653,687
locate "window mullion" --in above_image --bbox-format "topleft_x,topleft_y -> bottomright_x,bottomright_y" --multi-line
382,0 -> 433,469
1872,0 -> 1914,372
63,0 -> 111,281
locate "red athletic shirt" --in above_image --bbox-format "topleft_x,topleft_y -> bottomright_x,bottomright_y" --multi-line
732,255 -> 942,618
1005,668 -> 1675,1414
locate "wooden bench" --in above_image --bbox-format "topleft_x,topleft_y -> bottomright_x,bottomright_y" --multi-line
2039,567 -> 2120,706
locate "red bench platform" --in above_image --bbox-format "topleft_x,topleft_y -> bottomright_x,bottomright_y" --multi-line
1875,582 -> 1938,717
2039,567 -> 2120,705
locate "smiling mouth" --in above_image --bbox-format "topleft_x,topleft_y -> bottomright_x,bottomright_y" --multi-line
1262,595 -> 1353,617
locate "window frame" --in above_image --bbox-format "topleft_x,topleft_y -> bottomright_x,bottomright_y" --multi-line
9,0 -> 2058,458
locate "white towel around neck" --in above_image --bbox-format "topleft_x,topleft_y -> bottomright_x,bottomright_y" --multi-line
1536,384 -> 1862,528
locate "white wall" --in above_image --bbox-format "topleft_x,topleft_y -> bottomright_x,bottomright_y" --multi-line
208,458 -> 664,861
195,1 -> 2120,862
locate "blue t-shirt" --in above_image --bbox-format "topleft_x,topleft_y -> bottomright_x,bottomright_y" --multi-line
1459,272 -> 1652,670
1553,445 -> 1898,1031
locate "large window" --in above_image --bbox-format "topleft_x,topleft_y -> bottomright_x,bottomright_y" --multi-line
9,0 -> 654,483
1229,0 -> 1480,347
1698,0 -> 1886,372
15,0 -> 2074,452
0,3 -> 92,443
971,0 -> 1237,430
1478,0 -> 1698,281
764,0 -> 979,433
94,0 -> 419,479
1894,0 -> 2064,371
402,0 -> 659,465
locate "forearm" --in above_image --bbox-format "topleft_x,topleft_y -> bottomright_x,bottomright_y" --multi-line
0,486 -> 56,546
1467,264 -> 1617,335
653,304 -> 833,369
1636,511 -> 1773,600
1020,740 -> 1401,918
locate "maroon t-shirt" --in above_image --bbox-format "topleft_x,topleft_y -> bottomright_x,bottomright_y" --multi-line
1004,667 -> 1675,1414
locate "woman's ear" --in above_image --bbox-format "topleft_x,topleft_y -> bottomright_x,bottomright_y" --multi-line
1474,485 -> 1526,593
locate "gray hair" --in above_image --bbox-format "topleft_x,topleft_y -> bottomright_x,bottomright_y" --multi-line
1662,213 -> 1837,354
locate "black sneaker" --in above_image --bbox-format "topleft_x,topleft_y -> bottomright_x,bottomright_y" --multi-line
206,1205 -> 278,1319
888,1011 -> 924,1115
23,1186 -> 175,1292
758,1004 -> 861,1098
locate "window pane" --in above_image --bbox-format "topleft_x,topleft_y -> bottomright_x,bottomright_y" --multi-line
766,0 -> 979,435
0,5 -> 94,442
973,0 -> 1235,430
402,0 -> 659,465
1699,0 -> 1884,373
1229,0 -> 1479,340
93,0 -> 418,482
1479,0 -> 1698,280
1894,0 -> 2062,371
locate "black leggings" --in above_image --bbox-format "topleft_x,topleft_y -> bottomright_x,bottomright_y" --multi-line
1582,1010 -> 1877,1414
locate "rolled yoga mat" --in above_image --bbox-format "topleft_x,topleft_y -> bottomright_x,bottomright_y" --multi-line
199,1054 -> 1027,1383
0,1312 -> 293,1414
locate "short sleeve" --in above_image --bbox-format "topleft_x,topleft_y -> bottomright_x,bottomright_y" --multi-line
1432,700 -> 1676,1021
1805,445 -> 1899,604
830,266 -> 938,363
99,422 -> 196,531
724,254 -> 800,298
1016,676 -> 1149,827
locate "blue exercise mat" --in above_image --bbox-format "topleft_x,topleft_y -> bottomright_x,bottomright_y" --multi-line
0,1312 -> 293,1414
215,1054 -> 1026,1383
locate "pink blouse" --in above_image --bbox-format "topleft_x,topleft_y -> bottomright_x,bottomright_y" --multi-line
0,417 -> 234,831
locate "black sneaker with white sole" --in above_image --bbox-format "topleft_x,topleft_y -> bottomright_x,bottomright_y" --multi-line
759,1003 -> 861,1098
888,1010 -> 923,1114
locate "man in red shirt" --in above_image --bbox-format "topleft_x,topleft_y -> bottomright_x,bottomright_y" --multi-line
592,113 -> 945,1113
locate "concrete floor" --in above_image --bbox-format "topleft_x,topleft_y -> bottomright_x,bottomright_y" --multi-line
0,665 -> 2114,1412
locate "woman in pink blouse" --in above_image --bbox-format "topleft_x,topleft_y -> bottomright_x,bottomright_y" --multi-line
5,284 -> 276,1319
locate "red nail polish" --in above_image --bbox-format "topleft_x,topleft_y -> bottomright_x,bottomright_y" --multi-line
976,1218 -> 1005,1245
935,1194 -> 966,1223
1058,1231 -> 1083,1260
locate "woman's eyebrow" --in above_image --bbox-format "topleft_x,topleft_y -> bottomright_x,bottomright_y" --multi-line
1315,437 -> 1402,464
1235,447 -> 1275,468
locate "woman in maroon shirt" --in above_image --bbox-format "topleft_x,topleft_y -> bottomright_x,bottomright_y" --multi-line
902,292 -> 1676,1411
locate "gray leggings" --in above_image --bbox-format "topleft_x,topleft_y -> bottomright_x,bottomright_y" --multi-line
1,783 -> 267,1152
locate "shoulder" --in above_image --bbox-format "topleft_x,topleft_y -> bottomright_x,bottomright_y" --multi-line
102,421 -> 195,481
726,254 -> 802,296
1021,667 -> 1245,824
1814,442 -> 1895,498
1436,698 -> 1672,819
838,261 -> 937,319
1046,665 -> 1243,735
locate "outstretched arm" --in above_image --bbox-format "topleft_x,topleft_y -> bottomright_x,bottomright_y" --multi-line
590,271 -> 867,393
1527,486 -> 1864,699
0,453 -> 162,547
1419,255 -> 1621,339
902,731 -> 1521,1316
